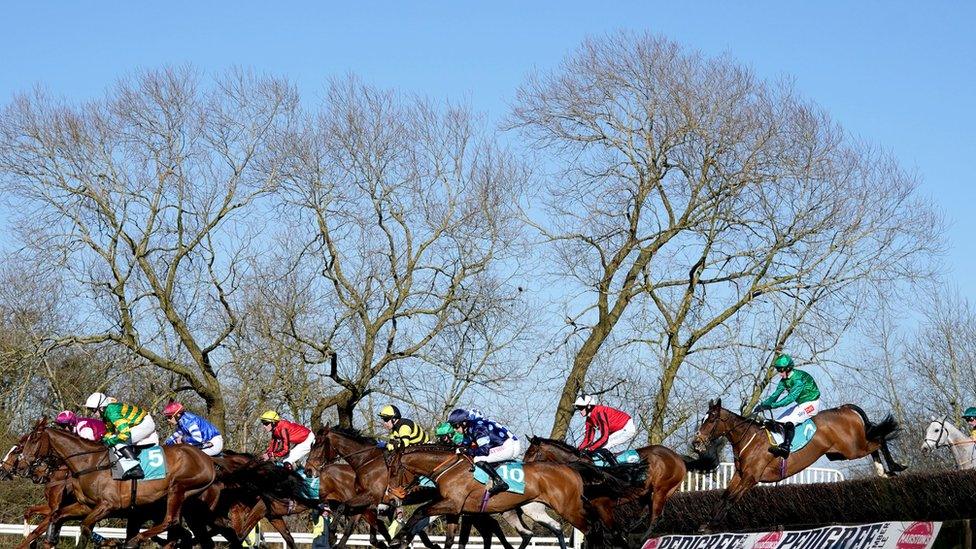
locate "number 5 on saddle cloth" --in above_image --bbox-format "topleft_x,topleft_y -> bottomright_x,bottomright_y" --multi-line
110,445 -> 167,481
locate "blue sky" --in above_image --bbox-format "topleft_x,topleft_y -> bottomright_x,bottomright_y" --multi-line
2,1 -> 973,293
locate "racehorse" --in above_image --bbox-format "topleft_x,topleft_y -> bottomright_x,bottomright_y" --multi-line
385,443 -> 630,549
523,436 -> 719,536
2,425 -> 202,549
693,398 -> 906,528
9,419 -> 216,548
311,426 -> 566,549
922,417 -> 976,470
313,426 -> 549,549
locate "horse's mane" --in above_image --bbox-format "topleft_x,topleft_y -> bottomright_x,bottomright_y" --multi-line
397,442 -> 459,455
529,436 -> 591,459
44,424 -> 106,450
328,426 -> 378,445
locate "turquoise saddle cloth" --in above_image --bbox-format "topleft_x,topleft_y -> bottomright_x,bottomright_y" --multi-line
473,461 -> 526,494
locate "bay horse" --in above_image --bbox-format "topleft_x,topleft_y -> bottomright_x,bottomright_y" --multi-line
311,426 -> 550,549
2,463 -> 197,549
922,417 -> 976,470
10,419 -> 215,549
693,398 -> 906,528
385,444 -> 626,549
523,436 -> 719,536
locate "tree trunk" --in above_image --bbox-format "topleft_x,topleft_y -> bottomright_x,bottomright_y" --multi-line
203,383 -> 228,433
549,323 -> 613,439
647,348 -> 687,444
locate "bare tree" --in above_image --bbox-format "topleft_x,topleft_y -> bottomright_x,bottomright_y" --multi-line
509,32 -> 941,441
263,77 -> 527,428
0,67 -> 299,430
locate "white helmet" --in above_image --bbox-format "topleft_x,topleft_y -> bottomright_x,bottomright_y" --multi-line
83,392 -> 109,410
574,395 -> 596,408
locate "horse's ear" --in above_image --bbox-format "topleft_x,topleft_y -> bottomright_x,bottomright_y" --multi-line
707,398 -> 714,407
715,398 -> 722,408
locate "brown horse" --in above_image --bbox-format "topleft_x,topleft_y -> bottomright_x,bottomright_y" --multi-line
11,419 -> 215,548
310,426 -> 535,549
385,444 -> 621,549
693,398 -> 906,527
524,436 -> 719,536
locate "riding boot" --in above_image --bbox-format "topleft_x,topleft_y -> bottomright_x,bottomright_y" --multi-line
476,462 -> 509,496
771,422 -> 795,458
117,446 -> 145,480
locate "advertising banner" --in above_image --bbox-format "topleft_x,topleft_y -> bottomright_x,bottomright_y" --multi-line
642,521 -> 940,549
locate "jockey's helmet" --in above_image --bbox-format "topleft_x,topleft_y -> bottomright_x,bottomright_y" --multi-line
83,392 -> 110,410
447,408 -> 470,427
574,395 -> 596,409
259,410 -> 281,424
434,422 -> 453,437
773,354 -> 794,371
55,410 -> 78,425
963,407 -> 976,419
378,404 -> 401,421
162,401 -> 185,418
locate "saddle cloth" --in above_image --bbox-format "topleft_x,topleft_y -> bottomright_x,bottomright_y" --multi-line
473,461 -> 526,494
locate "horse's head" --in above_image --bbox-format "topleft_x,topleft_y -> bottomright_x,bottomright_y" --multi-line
523,437 -> 581,463
306,425 -> 334,471
0,444 -> 22,479
922,416 -> 950,452
694,398 -> 729,453
2,419 -> 52,479
523,438 -> 542,462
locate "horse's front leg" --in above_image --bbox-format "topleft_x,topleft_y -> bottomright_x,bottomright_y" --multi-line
124,486 -> 187,549
268,516 -> 297,549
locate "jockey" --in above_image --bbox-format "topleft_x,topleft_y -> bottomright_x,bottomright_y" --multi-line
963,407 -> 976,439
83,392 -> 159,480
434,421 -> 465,445
162,401 -> 224,456
574,394 -> 636,463
754,354 -> 821,458
54,410 -> 107,442
260,410 -> 316,469
447,408 -> 519,496
376,404 -> 430,450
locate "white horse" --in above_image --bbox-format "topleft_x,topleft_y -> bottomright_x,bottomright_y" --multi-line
921,416 -> 976,470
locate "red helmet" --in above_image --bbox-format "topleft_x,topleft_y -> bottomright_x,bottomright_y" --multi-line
162,401 -> 184,418
55,410 -> 78,425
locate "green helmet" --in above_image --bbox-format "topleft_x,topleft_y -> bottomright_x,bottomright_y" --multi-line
773,354 -> 794,371
434,422 -> 453,437
963,407 -> 976,419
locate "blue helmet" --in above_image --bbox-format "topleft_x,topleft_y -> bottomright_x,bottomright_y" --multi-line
447,408 -> 470,427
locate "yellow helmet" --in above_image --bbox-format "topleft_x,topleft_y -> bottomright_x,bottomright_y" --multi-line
259,410 -> 281,423
378,404 -> 401,421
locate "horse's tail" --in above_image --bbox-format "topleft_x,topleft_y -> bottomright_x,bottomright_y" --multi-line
220,461 -> 319,508
847,404 -> 901,442
682,440 -> 721,472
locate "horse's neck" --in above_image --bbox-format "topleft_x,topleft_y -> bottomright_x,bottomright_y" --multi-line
543,442 -> 583,461
723,412 -> 763,454
944,423 -> 976,462
333,436 -> 380,469
47,429 -> 107,472
404,452 -> 453,475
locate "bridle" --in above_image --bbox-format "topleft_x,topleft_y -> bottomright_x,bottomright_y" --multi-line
926,417 -> 976,468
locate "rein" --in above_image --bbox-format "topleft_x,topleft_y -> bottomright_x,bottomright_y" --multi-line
928,418 -> 976,468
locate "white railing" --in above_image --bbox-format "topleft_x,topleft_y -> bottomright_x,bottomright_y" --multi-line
0,523 -> 579,548
680,461 -> 844,491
